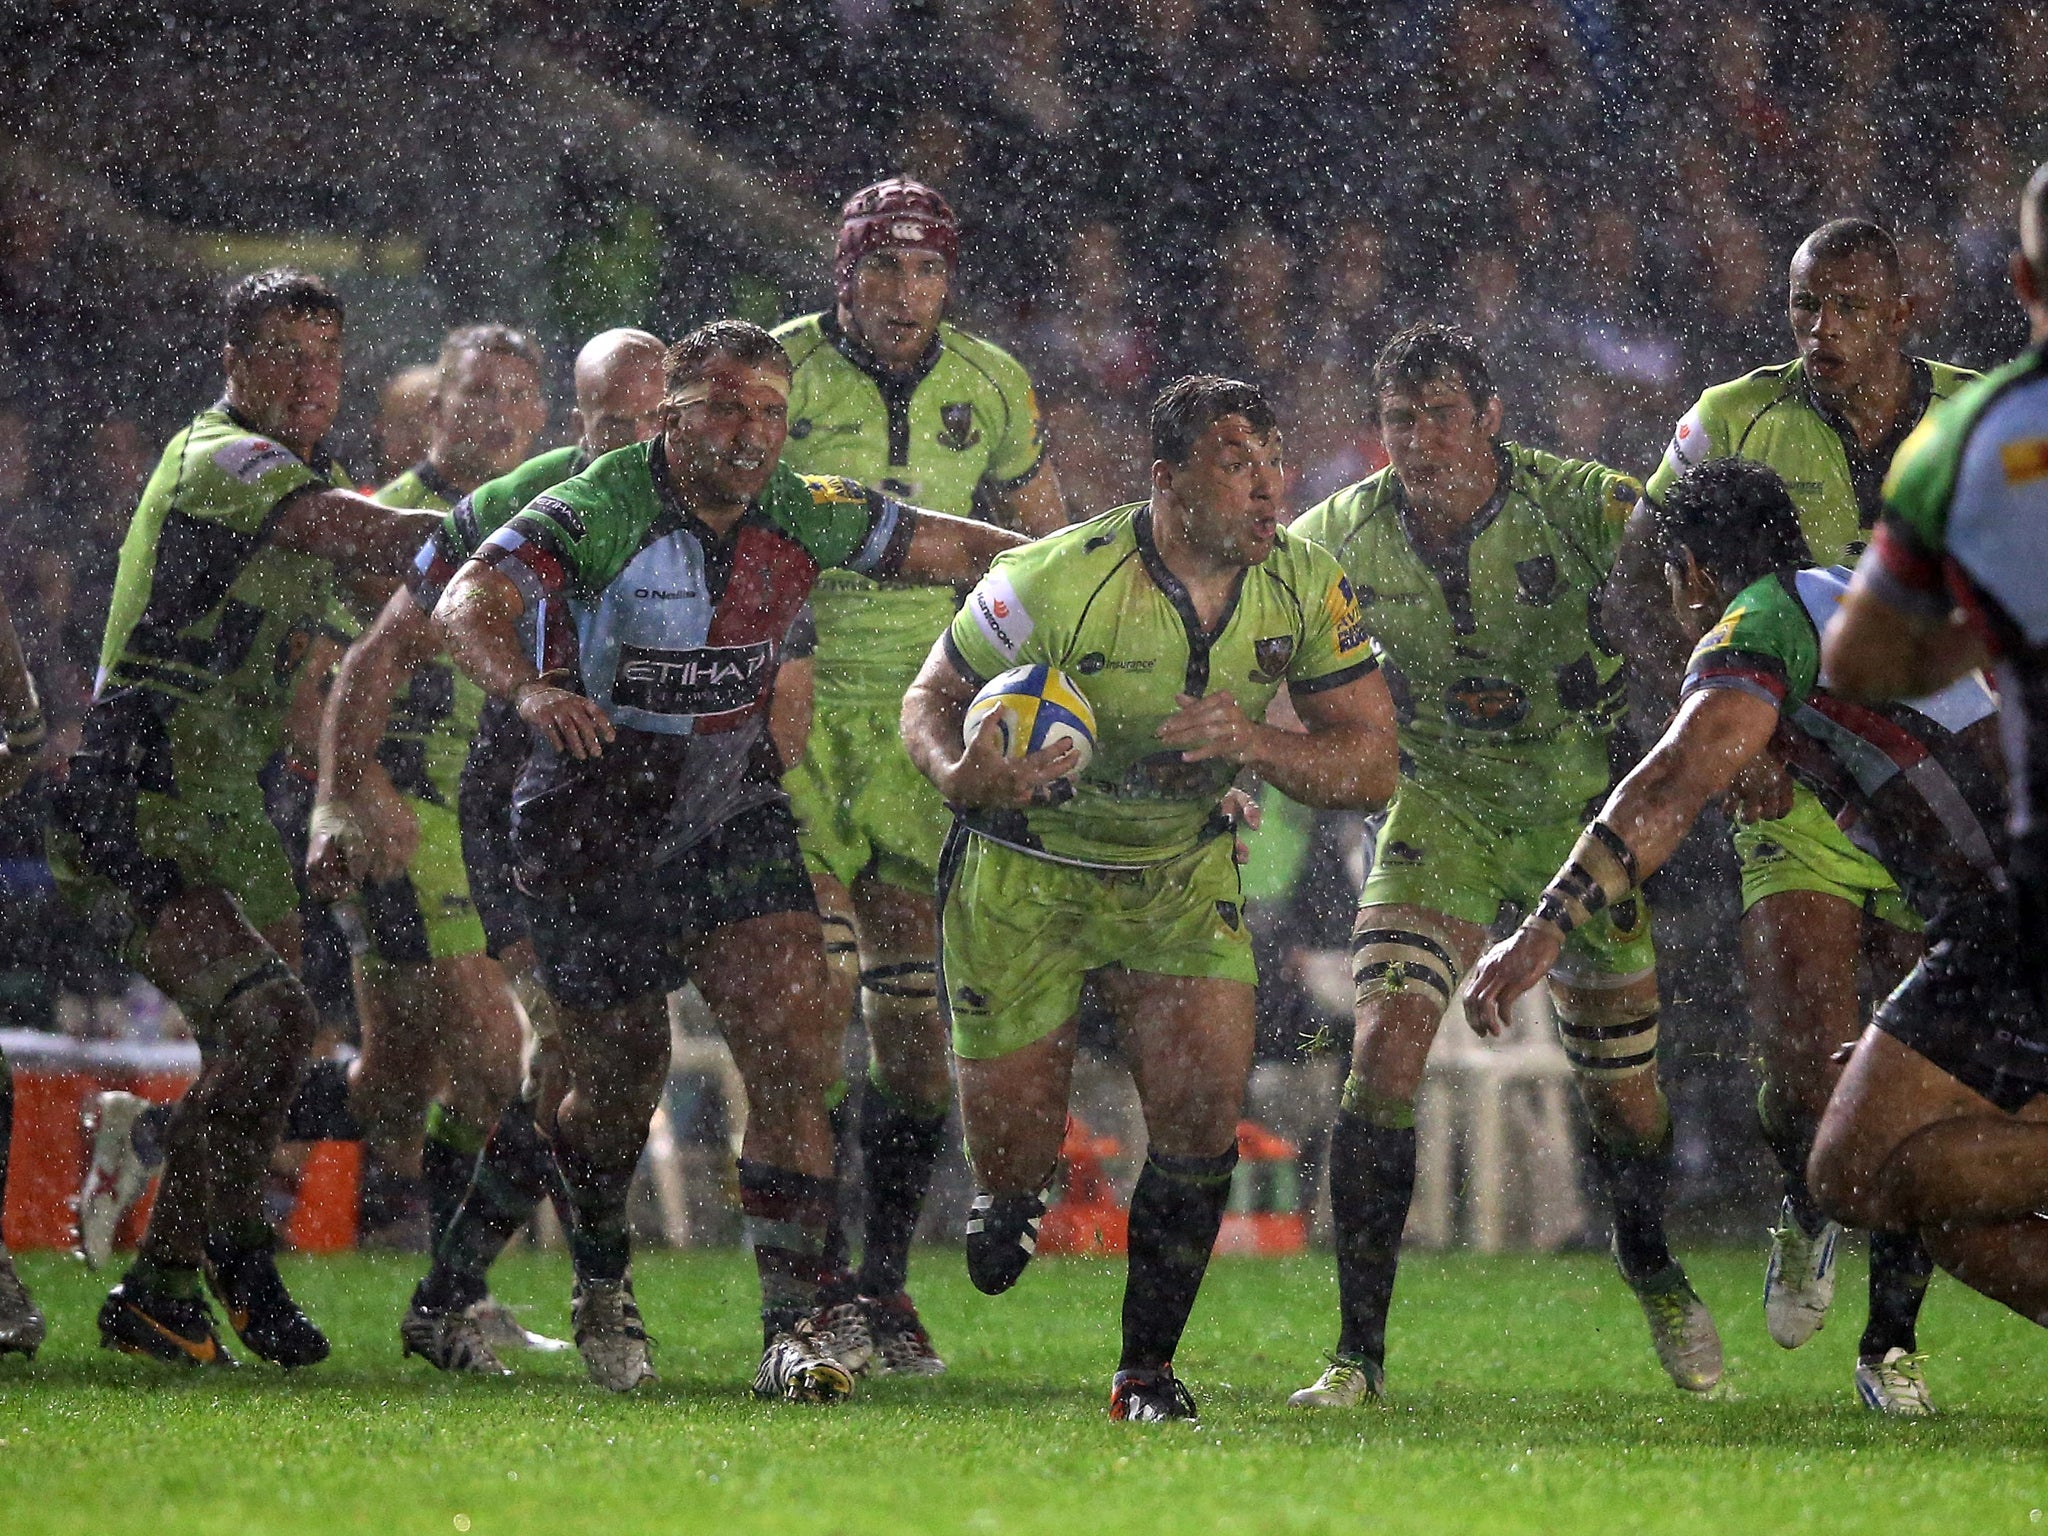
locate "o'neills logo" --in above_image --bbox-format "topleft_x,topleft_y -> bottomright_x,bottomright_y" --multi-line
613,640 -> 773,717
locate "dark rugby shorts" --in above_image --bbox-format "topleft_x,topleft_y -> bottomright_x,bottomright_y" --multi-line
1873,902 -> 2048,1114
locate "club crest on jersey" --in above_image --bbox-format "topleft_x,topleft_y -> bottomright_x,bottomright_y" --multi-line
789,418 -> 813,440
937,403 -> 981,452
1250,635 -> 1296,684
1445,677 -> 1529,730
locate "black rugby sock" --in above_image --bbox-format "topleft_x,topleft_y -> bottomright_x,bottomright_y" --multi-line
556,1139 -> 635,1285
421,1104 -> 487,1252
1861,1229 -> 1936,1359
1592,1118 -> 1679,1288
1328,1105 -> 1417,1366
820,1085 -> 854,1286
284,1058 -> 362,1143
417,1101 -> 565,1314
854,1083 -> 949,1300
1758,1091 -> 1829,1239
1119,1147 -> 1238,1372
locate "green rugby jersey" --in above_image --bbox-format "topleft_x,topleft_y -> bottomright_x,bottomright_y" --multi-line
1681,565 -> 2003,920
943,504 -> 1377,866
1292,443 -> 1637,825
1644,357 -> 1974,564
775,311 -> 1045,702
370,462 -> 482,804
96,403 -> 350,754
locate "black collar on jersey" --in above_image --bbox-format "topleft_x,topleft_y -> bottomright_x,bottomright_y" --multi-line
1133,503 -> 1247,696
213,396 -> 339,478
645,433 -> 773,605
822,308 -> 943,470
408,458 -> 461,505
1800,356 -> 1934,532
1391,443 -> 1512,637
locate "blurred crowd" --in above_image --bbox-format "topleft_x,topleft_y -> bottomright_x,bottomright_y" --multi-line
0,0 -> 2038,1187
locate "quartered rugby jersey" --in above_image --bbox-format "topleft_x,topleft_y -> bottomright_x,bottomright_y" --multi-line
96,402 -> 350,756
776,310 -> 1045,702
472,437 -> 914,882
1874,345 -> 2048,848
1683,564 -> 2005,921
1645,357 -> 1974,565
944,503 -> 1376,867
1292,442 -> 1638,826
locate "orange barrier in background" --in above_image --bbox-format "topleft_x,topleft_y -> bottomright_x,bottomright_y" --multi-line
1038,1116 -> 1307,1259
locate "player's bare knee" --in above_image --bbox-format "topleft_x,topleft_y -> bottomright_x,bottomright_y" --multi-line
862,952 -> 949,1108
1807,1120 -> 1891,1229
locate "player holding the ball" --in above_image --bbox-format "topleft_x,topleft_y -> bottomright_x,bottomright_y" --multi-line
901,374 -> 1399,1422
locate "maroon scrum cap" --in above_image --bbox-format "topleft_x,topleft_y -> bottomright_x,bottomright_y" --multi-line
835,178 -> 959,299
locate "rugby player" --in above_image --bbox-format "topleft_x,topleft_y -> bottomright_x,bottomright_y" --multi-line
1807,164 -> 2048,1344
1287,326 -> 1718,1406
0,589 -> 47,1358
1467,455 -> 2006,1414
900,374 -> 1397,1422
776,177 -> 1066,1375
316,322 -> 549,1251
425,320 -> 1025,1397
50,269 -> 442,1366
1610,220 -> 1974,1404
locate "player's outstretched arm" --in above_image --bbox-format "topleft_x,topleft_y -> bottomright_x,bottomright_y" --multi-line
1822,551 -> 1989,702
271,487 -> 444,580
1462,687 -> 1782,1035
306,586 -> 437,895
890,509 -> 1027,589
433,562 -> 615,761
1154,669 -> 1399,811
900,638 -> 1078,809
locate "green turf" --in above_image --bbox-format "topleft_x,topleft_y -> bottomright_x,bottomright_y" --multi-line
1,1245 -> 2043,1534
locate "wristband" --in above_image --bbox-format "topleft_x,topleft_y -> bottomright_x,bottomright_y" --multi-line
513,669 -> 576,708
1536,821 -> 1638,934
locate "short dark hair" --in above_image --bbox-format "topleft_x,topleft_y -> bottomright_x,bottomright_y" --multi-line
1149,374 -> 1278,465
1370,324 -> 1495,417
435,323 -> 543,390
663,320 -> 791,395
223,268 -> 342,350
1795,218 -> 1903,290
1653,458 -> 1814,593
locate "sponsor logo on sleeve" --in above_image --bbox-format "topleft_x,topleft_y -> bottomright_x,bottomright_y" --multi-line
212,436 -> 297,485
2000,435 -> 2048,484
527,495 -> 587,541
804,474 -> 866,506
969,570 -> 1033,661
1327,575 -> 1371,654
1665,406 -> 1709,473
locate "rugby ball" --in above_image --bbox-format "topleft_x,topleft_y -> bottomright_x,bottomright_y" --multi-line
964,664 -> 1097,775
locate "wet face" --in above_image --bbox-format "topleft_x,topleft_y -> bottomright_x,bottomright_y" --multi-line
226,308 -> 344,456
1788,248 -> 1909,399
844,247 -> 950,370
1377,370 -> 1501,514
575,352 -> 668,457
1159,413 -> 1286,568
1664,549 -> 1723,643
434,348 -> 547,483
662,356 -> 790,511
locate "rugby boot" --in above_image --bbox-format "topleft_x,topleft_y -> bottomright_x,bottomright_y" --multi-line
1287,1354 -> 1385,1409
1109,1366 -> 1200,1423
965,1189 -> 1048,1295
864,1292 -> 946,1377
1764,1196 -> 1840,1349
753,1320 -> 855,1404
0,1253 -> 46,1359
75,1091 -> 158,1270
469,1294 -> 570,1354
1856,1349 -> 1936,1417
1630,1261 -> 1723,1394
401,1303 -> 512,1377
572,1276 -> 656,1392
203,1235 -> 330,1368
98,1280 -> 236,1367
809,1295 -> 876,1376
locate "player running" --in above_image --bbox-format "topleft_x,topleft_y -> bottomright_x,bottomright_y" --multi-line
1807,164 -> 2048,1351
1467,455 -> 2005,1416
50,269 -> 441,1367
1610,219 -> 1974,1406
775,177 -> 1067,1376
426,320 -> 1024,1397
0,588 -> 47,1359
901,374 -> 1397,1423
1287,325 -> 1718,1407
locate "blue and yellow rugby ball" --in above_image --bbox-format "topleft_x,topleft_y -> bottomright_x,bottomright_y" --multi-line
964,664 -> 1097,775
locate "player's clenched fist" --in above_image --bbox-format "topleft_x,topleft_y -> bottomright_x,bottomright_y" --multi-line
1156,690 -> 1264,765
937,712 -> 1079,809
516,674 -> 616,760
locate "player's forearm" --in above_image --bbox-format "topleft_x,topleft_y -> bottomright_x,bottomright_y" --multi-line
319,628 -> 417,801
1587,740 -> 1734,891
434,569 -> 542,701
1240,722 -> 1395,811
899,511 -> 1027,588
900,681 -> 969,793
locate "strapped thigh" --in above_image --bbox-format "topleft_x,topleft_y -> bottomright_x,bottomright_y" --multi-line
1549,963 -> 1659,1080
1351,912 -> 1464,1014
